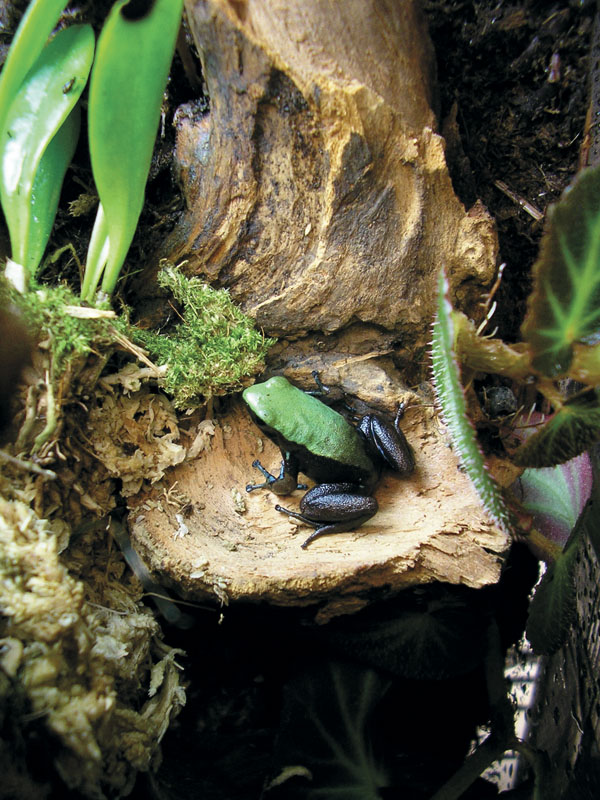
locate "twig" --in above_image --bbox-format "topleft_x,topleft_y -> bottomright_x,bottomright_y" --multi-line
494,179 -> 544,221
108,325 -> 162,373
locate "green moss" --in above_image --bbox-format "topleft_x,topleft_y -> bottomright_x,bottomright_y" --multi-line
134,265 -> 274,408
0,279 -> 127,372
2,265 -> 273,410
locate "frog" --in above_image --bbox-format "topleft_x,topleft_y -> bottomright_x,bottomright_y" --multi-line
242,374 -> 414,548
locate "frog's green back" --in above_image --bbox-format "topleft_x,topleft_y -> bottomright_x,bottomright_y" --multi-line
243,376 -> 374,472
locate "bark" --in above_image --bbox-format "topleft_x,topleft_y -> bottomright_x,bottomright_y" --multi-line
137,0 -> 498,344
525,532 -> 600,797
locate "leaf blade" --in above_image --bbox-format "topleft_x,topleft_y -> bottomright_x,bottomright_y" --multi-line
522,165 -> 600,375
20,106 -> 81,274
0,0 -> 68,141
86,0 -> 183,298
0,24 -> 94,278
430,267 -> 513,535
0,24 -> 94,202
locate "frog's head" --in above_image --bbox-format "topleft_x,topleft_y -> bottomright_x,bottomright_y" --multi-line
242,376 -> 292,431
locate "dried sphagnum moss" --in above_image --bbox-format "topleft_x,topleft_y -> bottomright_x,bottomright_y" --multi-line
0,497 -> 186,798
85,387 -> 186,496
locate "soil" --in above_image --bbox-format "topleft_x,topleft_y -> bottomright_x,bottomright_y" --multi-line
426,0 -> 594,338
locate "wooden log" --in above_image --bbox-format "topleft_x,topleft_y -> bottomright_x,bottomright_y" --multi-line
134,0 -> 498,346
128,397 -> 508,621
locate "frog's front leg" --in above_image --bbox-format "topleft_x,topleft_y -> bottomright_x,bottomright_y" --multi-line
246,450 -> 307,495
275,483 -> 378,549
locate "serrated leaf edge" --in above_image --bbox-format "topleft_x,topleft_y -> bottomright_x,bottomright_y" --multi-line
430,268 -> 513,536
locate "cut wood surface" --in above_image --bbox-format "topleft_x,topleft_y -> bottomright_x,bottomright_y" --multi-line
128,397 -> 509,620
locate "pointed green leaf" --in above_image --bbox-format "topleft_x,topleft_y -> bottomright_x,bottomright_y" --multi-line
521,165 -> 600,376
0,24 -> 94,204
0,0 -> 68,141
18,106 -> 81,275
85,0 -> 183,299
513,388 -> 600,467
0,24 -> 94,279
431,267 -> 513,535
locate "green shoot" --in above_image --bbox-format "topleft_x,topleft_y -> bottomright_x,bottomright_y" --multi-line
82,0 -> 184,301
430,268 -> 513,535
0,23 -> 94,284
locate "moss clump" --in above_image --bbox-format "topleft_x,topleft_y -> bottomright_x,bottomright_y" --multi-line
3,266 -> 273,412
134,265 -> 274,408
1,279 -> 130,373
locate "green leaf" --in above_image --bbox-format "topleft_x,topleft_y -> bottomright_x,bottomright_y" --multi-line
268,660 -> 391,799
0,0 -> 68,142
0,24 -> 93,207
0,24 -> 94,278
19,106 -> 81,275
513,388 -> 600,467
84,0 -> 184,300
521,165 -> 600,376
526,488 -> 598,654
513,453 -> 593,546
430,267 -> 513,535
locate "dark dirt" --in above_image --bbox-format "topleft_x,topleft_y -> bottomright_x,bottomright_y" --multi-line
425,0 -> 595,338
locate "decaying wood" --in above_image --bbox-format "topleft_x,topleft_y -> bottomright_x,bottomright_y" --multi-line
128,395 -> 508,621
128,0 -> 510,614
525,532 -> 600,796
135,0 -> 498,345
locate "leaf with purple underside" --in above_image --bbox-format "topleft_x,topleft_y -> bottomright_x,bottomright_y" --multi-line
516,456 -> 592,547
